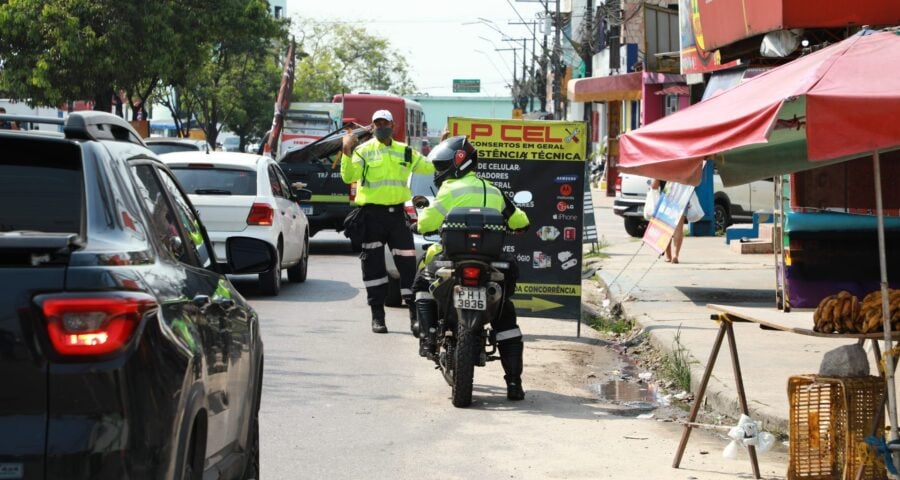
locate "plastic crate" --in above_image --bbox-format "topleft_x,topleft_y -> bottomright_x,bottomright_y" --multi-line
787,375 -> 886,480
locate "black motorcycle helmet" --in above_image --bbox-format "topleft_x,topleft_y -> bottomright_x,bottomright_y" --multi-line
428,135 -> 477,187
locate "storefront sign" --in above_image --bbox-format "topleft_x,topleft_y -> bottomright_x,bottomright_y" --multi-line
449,117 -> 587,319
679,0 -> 740,75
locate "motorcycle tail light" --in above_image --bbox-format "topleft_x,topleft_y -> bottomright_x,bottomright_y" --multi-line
39,293 -> 156,356
349,183 -> 357,203
246,202 -> 274,226
461,266 -> 481,286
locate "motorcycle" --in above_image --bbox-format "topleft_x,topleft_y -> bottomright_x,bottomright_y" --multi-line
414,192 -> 530,408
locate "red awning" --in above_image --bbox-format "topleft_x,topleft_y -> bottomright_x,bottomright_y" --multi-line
617,30 -> 900,186
567,72 -> 642,103
654,85 -> 690,96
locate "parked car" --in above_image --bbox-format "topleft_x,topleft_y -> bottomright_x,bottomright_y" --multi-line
0,111 -> 275,479
161,151 -> 312,296
145,137 -> 209,155
613,173 -> 775,237
222,136 -> 241,152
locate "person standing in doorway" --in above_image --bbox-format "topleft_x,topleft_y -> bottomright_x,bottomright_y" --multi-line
341,110 -> 435,334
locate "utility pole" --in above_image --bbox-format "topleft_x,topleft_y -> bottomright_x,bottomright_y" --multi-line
582,0 -> 594,162
553,0 -> 562,119
503,38 -> 531,111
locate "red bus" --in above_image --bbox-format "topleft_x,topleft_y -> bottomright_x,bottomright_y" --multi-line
332,93 -> 426,148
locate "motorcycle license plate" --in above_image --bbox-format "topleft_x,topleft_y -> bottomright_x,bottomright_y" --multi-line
301,205 -> 314,215
454,287 -> 487,311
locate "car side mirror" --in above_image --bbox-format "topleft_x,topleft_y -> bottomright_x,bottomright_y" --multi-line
412,195 -> 430,209
225,237 -> 277,274
293,187 -> 312,202
513,191 -> 533,205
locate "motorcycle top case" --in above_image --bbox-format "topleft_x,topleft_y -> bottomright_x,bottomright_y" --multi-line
441,207 -> 506,259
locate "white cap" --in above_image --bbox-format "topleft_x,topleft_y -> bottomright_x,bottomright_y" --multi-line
371,109 -> 393,122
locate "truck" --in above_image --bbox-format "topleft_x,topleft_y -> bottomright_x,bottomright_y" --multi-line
613,172 -> 776,237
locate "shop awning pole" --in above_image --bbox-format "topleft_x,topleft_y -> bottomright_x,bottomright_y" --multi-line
874,149 -> 900,474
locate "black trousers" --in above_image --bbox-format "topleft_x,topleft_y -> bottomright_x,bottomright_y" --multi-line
358,204 -> 417,307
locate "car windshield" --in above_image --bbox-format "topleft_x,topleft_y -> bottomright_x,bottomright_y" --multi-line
170,167 -> 257,195
0,140 -> 83,233
410,173 -> 437,197
147,143 -> 203,155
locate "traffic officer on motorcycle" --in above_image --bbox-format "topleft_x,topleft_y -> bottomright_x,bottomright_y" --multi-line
341,110 -> 434,334
410,135 -> 530,400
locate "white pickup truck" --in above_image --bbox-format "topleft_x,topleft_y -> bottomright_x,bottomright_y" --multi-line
613,173 -> 775,237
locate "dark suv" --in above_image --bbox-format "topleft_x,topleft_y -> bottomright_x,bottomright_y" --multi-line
0,112 -> 276,479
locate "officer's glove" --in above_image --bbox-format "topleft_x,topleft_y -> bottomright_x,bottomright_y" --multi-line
508,226 -> 529,236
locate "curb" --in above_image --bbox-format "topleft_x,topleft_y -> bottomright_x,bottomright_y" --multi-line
590,271 -> 790,435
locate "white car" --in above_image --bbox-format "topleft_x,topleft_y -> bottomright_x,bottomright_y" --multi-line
382,173 -> 436,307
161,152 -> 311,296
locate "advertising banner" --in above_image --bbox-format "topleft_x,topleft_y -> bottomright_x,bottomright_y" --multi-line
449,117 -> 587,320
643,183 -> 693,255
679,0 -> 740,75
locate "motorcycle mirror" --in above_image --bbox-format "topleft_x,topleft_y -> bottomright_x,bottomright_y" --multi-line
412,195 -> 430,209
512,191 -> 533,205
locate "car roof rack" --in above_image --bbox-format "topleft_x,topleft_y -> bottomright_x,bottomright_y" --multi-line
63,112 -> 146,147
1,111 -> 147,147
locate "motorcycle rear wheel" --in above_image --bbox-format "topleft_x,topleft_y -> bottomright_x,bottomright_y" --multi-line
451,315 -> 477,408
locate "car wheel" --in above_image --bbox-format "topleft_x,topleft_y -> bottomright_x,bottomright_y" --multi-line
259,249 -> 281,296
180,417 -> 205,480
385,276 -> 403,307
241,361 -> 262,480
287,236 -> 309,283
623,217 -> 647,238
714,202 -> 731,233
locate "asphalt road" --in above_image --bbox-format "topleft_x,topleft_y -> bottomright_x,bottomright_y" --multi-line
231,231 -> 788,480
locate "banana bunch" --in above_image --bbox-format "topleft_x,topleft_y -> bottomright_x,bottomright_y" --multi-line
813,291 -> 861,333
858,289 -> 900,333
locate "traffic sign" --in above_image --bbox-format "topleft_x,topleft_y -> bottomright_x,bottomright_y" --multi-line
452,79 -> 480,93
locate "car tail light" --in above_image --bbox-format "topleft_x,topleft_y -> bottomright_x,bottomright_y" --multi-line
405,205 -> 418,224
461,266 -> 481,286
615,175 -> 622,193
39,292 -> 157,356
247,203 -> 274,226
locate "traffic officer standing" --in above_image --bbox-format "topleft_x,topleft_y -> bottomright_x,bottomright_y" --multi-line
341,110 -> 434,334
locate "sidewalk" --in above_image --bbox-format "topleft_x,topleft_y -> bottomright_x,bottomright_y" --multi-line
589,190 -> 864,434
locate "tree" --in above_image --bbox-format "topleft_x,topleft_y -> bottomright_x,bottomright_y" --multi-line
0,0 -> 214,115
161,0 -> 286,147
292,19 -> 417,101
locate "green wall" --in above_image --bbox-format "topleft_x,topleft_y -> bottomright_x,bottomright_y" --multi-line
409,95 -> 514,139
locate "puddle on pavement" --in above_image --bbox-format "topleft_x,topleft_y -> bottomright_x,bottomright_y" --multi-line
588,358 -> 662,416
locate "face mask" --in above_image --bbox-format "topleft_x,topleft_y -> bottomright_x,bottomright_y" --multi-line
374,126 -> 393,142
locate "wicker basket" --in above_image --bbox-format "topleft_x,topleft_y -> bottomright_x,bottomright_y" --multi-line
787,375 -> 886,480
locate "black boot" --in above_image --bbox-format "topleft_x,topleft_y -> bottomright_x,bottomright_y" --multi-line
371,304 -> 387,334
415,299 -> 437,358
499,341 -> 525,401
408,300 -> 419,337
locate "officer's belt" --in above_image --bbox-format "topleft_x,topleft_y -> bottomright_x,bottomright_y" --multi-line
361,203 -> 405,213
